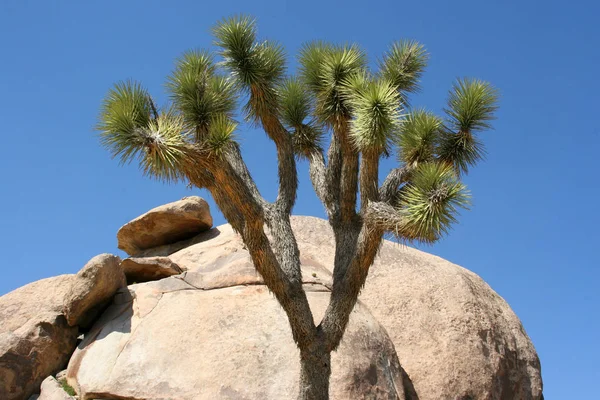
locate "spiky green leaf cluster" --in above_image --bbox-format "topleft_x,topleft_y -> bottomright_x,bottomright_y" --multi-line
379,40 -> 428,95
297,41 -> 331,90
398,109 -> 442,165
166,50 -> 237,139
98,81 -> 188,182
348,78 -> 402,152
437,78 -> 499,174
279,77 -> 310,128
278,77 -> 324,157
299,42 -> 367,124
98,80 -> 153,155
292,124 -> 324,159
96,15 -> 498,243
396,162 -> 470,242
213,16 -> 285,122
141,110 -> 189,182
204,114 -> 237,157
394,79 -> 498,174
253,40 -> 287,87
213,16 -> 286,88
444,78 -> 499,133
437,130 -> 485,175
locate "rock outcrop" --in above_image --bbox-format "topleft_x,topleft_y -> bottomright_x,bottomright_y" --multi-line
66,245 -> 405,400
121,256 -> 183,283
36,376 -> 75,400
63,254 -> 125,328
290,216 -> 543,400
0,276 -> 79,400
1,254 -> 126,400
117,196 -> 213,256
2,196 -> 543,400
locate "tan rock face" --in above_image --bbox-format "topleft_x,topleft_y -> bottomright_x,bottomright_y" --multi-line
9,208 -> 539,400
67,244 -> 405,400
0,276 -> 79,400
117,196 -> 213,256
290,216 -> 543,400
1,254 -> 128,399
132,228 -> 221,258
37,376 -> 74,400
0,275 -> 73,335
63,254 -> 125,328
121,256 -> 183,283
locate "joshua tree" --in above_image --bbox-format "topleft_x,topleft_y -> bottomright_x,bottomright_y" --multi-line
98,15 -> 498,400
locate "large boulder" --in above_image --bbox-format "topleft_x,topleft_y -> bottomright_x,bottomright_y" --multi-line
0,276 -> 79,400
1,254 -> 127,400
132,228 -> 221,258
63,254 -> 125,328
0,275 -> 73,333
120,256 -> 183,283
291,216 -> 543,400
117,196 -> 213,256
66,237 -> 405,400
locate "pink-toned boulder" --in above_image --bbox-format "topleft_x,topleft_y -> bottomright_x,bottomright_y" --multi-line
291,216 -> 543,400
121,256 -> 183,283
37,376 -> 75,400
58,213 -> 541,400
66,236 -> 405,400
117,196 -> 212,256
0,276 -> 78,400
63,254 -> 125,328
1,253 -> 126,400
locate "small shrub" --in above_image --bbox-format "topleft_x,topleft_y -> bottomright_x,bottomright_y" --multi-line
58,378 -> 76,396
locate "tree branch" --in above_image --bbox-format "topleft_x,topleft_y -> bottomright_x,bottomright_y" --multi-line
331,224 -> 361,283
241,214 -> 316,350
148,96 -> 159,122
379,165 -> 412,203
183,147 -> 247,232
267,215 -> 303,284
197,156 -> 316,350
225,142 -> 269,211
319,222 -> 384,351
359,149 -> 380,213
325,129 -> 342,225
257,104 -> 298,216
340,150 -> 359,222
326,121 -> 362,284
307,151 -> 337,220
337,122 -> 359,223
181,151 -> 217,190
274,134 -> 298,215
363,201 -> 405,235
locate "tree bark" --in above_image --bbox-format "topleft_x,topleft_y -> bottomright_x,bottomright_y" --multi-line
321,223 -> 384,351
379,165 -> 412,203
297,338 -> 331,400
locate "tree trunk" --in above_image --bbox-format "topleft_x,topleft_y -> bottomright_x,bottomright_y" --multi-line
297,343 -> 331,400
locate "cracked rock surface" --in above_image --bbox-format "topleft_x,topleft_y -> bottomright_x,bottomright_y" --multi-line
1,252 -> 125,400
66,228 -> 404,400
64,216 -> 542,400
291,216 -> 543,400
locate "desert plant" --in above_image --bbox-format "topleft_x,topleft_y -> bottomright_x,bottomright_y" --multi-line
58,378 -> 76,396
97,15 -> 498,400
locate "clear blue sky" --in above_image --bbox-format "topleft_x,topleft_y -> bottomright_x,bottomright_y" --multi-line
1,1 -> 597,397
